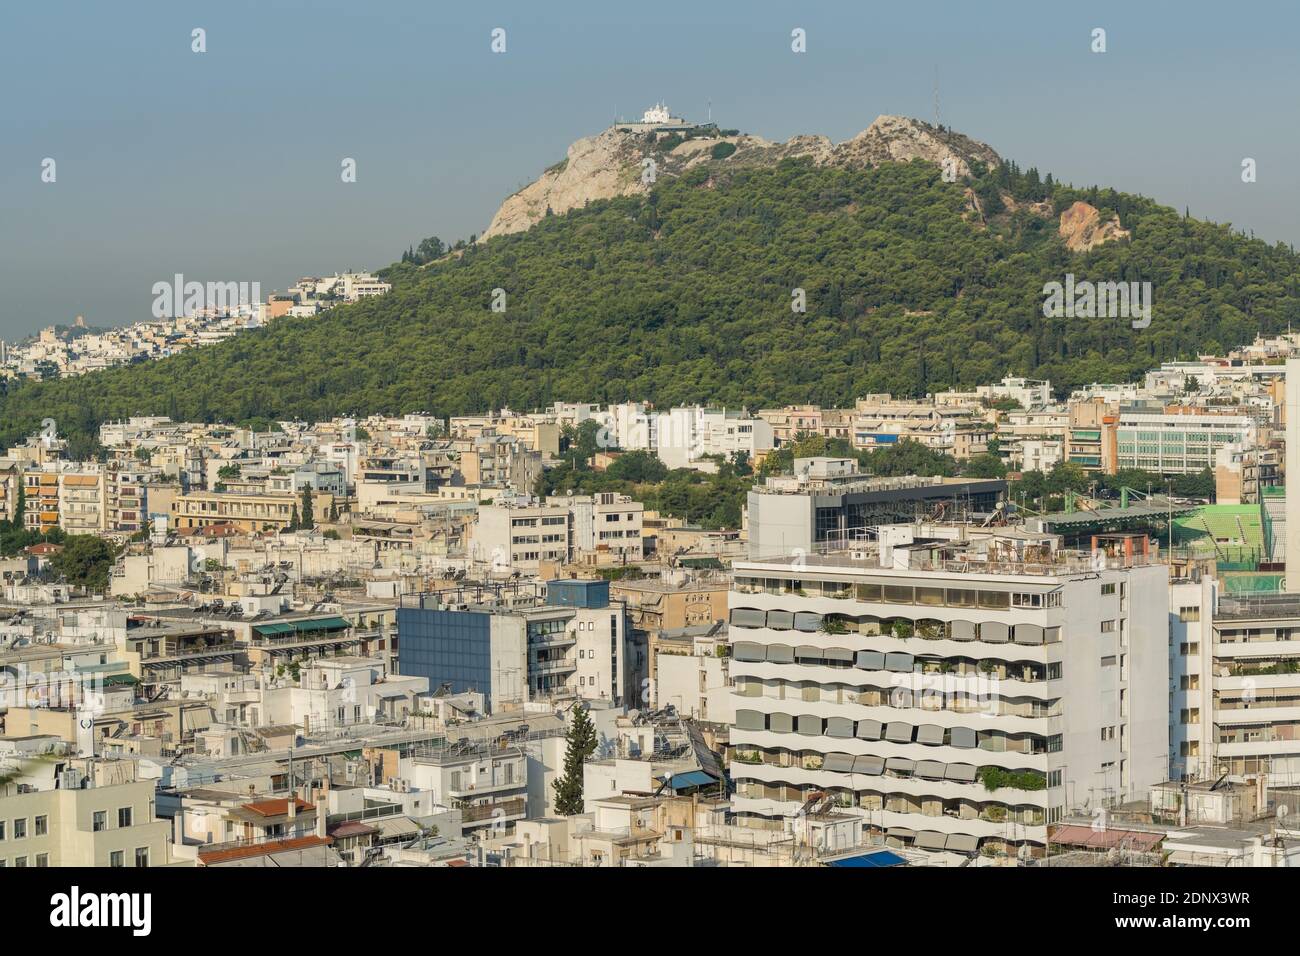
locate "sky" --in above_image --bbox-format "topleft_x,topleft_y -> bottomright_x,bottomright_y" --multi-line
2,0 -> 1298,339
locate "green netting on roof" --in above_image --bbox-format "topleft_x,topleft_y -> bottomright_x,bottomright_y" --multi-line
1263,486 -> 1285,498
294,616 -> 349,632
1222,572 -> 1285,595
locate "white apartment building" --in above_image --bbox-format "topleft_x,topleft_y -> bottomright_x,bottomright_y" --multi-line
471,502 -> 571,573
977,377 -> 1052,409
654,406 -> 774,471
1116,411 -> 1255,475
726,526 -> 1168,863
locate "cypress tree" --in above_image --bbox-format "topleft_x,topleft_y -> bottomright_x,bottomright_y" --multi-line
552,706 -> 598,815
300,486 -> 315,530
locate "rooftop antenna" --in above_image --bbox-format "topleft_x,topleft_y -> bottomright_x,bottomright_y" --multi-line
708,98 -> 712,123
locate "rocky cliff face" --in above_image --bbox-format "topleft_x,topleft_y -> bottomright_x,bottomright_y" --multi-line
1058,200 -> 1131,252
482,115 -> 1003,240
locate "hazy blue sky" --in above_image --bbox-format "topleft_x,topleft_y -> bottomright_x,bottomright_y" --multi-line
2,0 -> 1296,338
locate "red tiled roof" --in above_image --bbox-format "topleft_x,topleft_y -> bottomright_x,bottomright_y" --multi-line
199,834 -> 331,865
241,797 -> 313,817
26,543 -> 64,554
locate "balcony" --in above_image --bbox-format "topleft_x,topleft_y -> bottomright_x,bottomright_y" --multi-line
461,796 -> 527,824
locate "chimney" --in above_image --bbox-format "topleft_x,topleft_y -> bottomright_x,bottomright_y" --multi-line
287,797 -> 297,822
315,797 -> 328,839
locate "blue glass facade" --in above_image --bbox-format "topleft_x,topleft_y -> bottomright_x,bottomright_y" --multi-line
396,607 -> 494,704
545,578 -> 610,609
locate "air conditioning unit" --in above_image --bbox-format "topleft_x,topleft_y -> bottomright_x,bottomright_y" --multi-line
59,770 -> 83,790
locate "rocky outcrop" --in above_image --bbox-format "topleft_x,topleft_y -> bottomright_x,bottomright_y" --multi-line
1058,200 -> 1130,252
482,115 -> 1002,240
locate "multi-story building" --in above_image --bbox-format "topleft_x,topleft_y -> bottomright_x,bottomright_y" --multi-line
745,460 -> 1005,559
470,501 -> 572,573
397,579 -> 627,711
0,753 -> 184,867
1064,398 -> 1118,474
58,472 -> 106,534
1116,408 -> 1256,476
725,526 -> 1168,862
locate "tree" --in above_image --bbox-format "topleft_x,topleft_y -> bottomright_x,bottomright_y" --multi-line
49,535 -> 118,594
288,505 -> 300,531
12,482 -> 25,529
553,705 -> 598,815
217,463 -> 241,481
300,486 -> 315,530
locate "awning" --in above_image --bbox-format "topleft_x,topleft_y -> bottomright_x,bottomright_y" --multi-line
914,760 -> 946,780
825,717 -> 855,739
855,719 -> 883,741
295,616 -> 349,633
886,827 -> 915,841
795,645 -> 822,662
796,714 -> 822,736
735,710 -> 765,731
884,757 -> 915,775
950,620 -> 977,641
822,753 -> 855,774
915,830 -> 947,850
824,850 -> 906,868
732,642 -> 765,663
766,609 -> 794,630
823,647 -> 854,663
664,770 -> 718,791
981,622 -> 1009,643
945,833 -> 980,853
1050,825 -> 1164,852
852,755 -> 885,775
884,652 -> 914,673
885,722 -> 913,743
769,713 -> 793,734
856,650 -> 886,670
945,763 -> 978,783
948,726 -> 977,749
793,612 -> 822,632
254,622 -> 295,636
729,608 -> 766,628
767,645 -> 794,663
915,724 -> 945,746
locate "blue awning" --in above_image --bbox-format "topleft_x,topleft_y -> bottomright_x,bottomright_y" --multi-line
663,770 -> 718,791
824,850 -> 907,868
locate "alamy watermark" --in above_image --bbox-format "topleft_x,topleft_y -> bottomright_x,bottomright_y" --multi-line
1042,273 -> 1151,329
151,274 -> 261,319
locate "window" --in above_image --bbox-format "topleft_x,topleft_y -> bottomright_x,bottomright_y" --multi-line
12,819 -> 26,840
1101,620 -> 1116,633
12,856 -> 26,868
1101,583 -> 1116,595
0,820 -> 5,841
92,811 -> 106,832
35,853 -> 48,867
118,807 -> 133,828
135,847 -> 150,868
1179,606 -> 1201,622
34,816 -> 47,837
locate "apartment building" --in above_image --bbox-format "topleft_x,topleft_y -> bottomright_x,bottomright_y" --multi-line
0,754 -> 183,867
171,488 -> 336,533
401,741 -> 529,834
1064,398 -> 1118,474
757,405 -> 855,445
550,492 -> 645,564
745,460 -> 1005,559
471,501 -> 572,573
726,527 -> 1168,862
850,395 -> 990,460
1117,409 -> 1257,475
58,473 -> 106,534
397,580 -> 627,711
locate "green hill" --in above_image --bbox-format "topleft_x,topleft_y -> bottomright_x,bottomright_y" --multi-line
3,155 -> 1299,451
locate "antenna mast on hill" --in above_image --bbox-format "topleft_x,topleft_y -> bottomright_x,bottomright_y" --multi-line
933,66 -> 941,129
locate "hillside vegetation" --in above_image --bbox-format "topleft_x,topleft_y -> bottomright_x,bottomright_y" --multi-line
3,156 -> 1299,449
